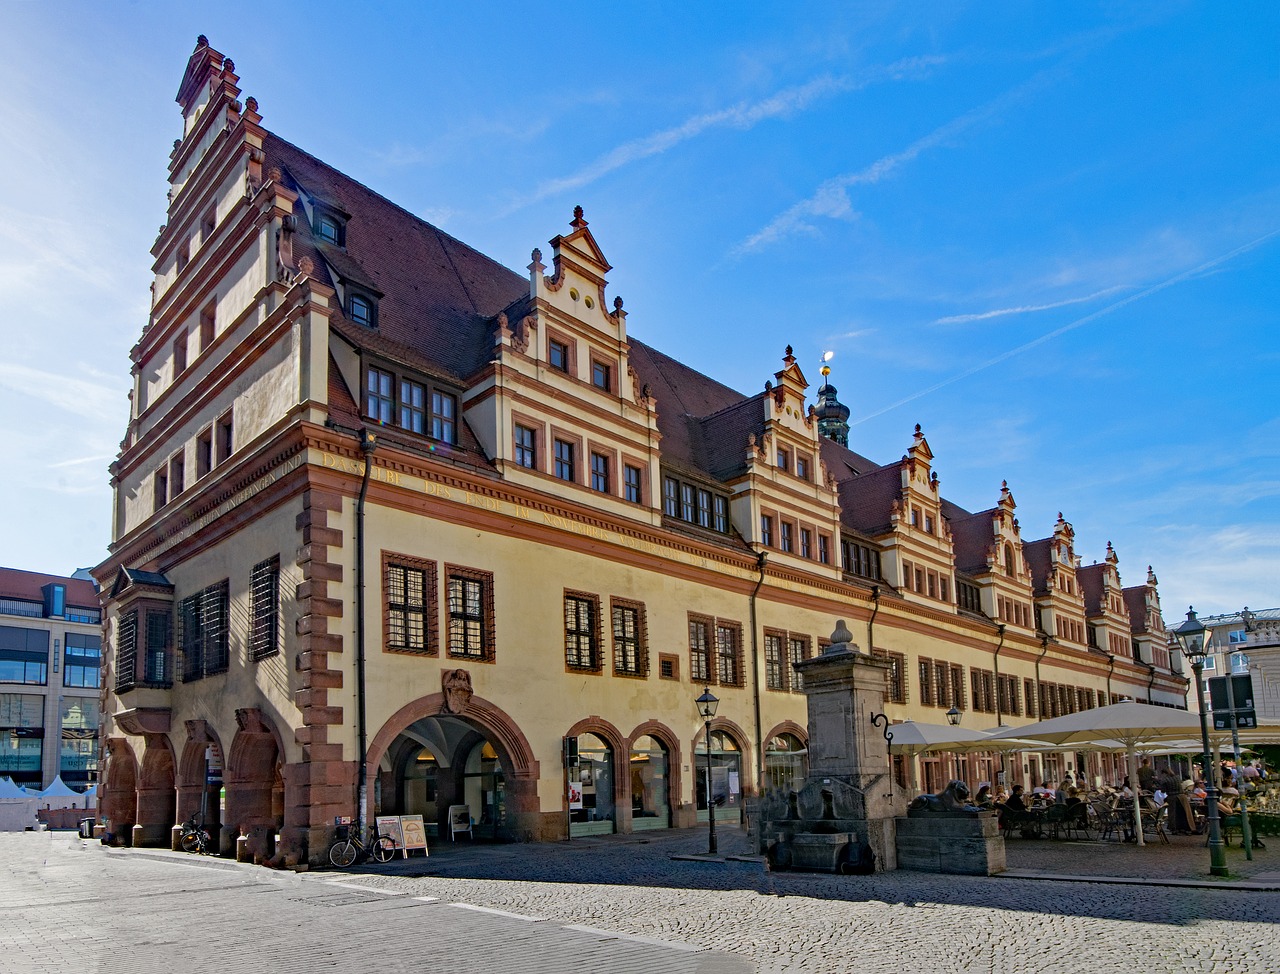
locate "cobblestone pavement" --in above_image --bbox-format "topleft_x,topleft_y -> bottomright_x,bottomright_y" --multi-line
4,828 -> 1278,973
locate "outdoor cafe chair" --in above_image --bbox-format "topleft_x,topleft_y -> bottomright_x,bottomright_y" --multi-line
1091,800 -> 1122,841
1141,803 -> 1170,845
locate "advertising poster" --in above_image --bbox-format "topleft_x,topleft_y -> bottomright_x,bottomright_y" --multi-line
377,815 -> 404,852
568,780 -> 584,810
400,814 -> 428,852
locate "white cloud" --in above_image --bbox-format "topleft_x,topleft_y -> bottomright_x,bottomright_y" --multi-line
0,363 -> 125,422
933,285 -> 1130,325
501,56 -> 947,216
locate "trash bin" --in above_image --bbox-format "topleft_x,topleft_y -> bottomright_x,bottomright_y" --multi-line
79,818 -> 95,839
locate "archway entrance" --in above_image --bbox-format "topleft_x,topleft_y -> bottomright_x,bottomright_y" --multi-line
628,734 -> 670,831
695,729 -> 742,824
569,732 -> 615,837
763,732 -> 807,795
378,715 -> 511,841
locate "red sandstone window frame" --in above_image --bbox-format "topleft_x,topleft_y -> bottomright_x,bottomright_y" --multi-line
382,551 -> 439,657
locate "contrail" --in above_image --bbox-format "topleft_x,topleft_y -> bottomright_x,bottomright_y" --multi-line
852,229 -> 1280,426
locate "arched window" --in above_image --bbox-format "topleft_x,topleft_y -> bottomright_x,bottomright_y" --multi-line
763,733 -> 807,794
1004,543 -> 1015,576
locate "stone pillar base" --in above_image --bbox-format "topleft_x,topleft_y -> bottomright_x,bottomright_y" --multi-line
895,813 -> 1005,875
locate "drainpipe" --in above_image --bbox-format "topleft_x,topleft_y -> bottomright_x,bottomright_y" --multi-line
749,551 -> 767,787
1146,662 -> 1157,705
866,585 -> 881,654
992,623 -> 1006,727
1106,653 -> 1116,704
1034,635 -> 1049,716
355,429 -> 377,829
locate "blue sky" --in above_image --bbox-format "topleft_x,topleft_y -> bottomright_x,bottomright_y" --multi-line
1,3 -> 1276,617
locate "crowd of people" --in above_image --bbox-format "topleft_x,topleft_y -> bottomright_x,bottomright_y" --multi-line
968,755 -> 1270,845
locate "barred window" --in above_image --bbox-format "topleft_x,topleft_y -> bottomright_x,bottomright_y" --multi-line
716,623 -> 742,686
564,593 -> 599,671
881,651 -> 906,704
611,601 -> 646,677
689,617 -> 711,683
1025,677 -> 1038,718
144,610 -> 171,685
385,557 -> 436,656
950,665 -> 965,712
115,610 -> 138,692
249,557 -> 280,661
918,657 -> 934,706
764,632 -> 784,690
447,571 -> 489,659
179,580 -> 229,681
788,636 -> 809,692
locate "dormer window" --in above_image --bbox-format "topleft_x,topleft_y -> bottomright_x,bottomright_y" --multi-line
350,293 -> 373,326
311,201 -> 349,247
318,215 -> 340,244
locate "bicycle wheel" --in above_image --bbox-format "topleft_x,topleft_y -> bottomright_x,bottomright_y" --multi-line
329,839 -> 357,868
371,837 -> 396,863
180,830 -> 200,853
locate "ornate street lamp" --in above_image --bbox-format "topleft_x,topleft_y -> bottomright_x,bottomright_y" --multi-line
1173,606 -> 1228,876
946,706 -> 963,781
696,687 -> 720,855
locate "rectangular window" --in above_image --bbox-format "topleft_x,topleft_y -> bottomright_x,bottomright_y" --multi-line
688,616 -> 711,683
592,361 -> 611,391
800,528 -> 811,559
611,600 -> 646,677
680,483 -> 695,522
0,627 -> 49,685
196,428 -> 212,478
716,623 -> 742,687
63,633 -> 101,689
446,567 -> 492,660
624,464 -> 642,503
780,521 -> 793,553
591,452 -> 609,493
658,653 -> 678,681
431,390 -> 456,442
713,496 -> 728,533
201,206 -> 216,241
796,456 -> 809,481
153,469 -> 168,513
216,412 -> 233,464
514,425 -> 536,469
170,454 -> 185,498
349,294 -> 373,327
761,515 -> 774,547
367,368 -> 394,425
548,338 -> 569,372
934,661 -> 950,707
399,379 -> 426,434
554,439 -> 575,482
918,657 -> 934,706
787,636 -> 809,692
317,214 -> 340,244
1025,678 -> 1038,718
777,448 -> 789,472
764,632 -> 784,690
696,489 -> 712,528
564,593 -> 600,671
114,611 -> 137,692
249,556 -> 281,661
384,555 -> 437,656
818,534 -> 830,565
143,610 -> 170,685
663,477 -> 679,517
199,301 -> 215,351
884,651 -> 907,704
173,333 -> 187,376
179,580 -> 229,681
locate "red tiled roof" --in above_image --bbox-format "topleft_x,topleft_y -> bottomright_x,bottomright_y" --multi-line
1022,537 -> 1055,594
835,462 -> 904,535
0,567 -> 98,606
1123,585 -> 1150,634
1077,563 -> 1108,615
948,509 -> 998,575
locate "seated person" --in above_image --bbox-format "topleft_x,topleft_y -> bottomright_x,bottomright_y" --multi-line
1218,786 -> 1239,818
974,783 -> 994,808
1064,787 -> 1083,809
1004,784 -> 1028,812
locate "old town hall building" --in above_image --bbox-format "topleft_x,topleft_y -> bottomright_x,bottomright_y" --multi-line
93,39 -> 1187,863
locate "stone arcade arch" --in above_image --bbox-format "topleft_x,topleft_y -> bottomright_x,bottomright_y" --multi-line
564,716 -> 625,837
693,716 -> 753,825
177,720 -> 226,851
225,707 -> 286,863
367,691 -> 544,841
135,737 -> 177,847
100,738 -> 138,845
762,720 -> 809,796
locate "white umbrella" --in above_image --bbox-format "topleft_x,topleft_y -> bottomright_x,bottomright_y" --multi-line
986,701 -> 1202,847
885,720 -> 994,794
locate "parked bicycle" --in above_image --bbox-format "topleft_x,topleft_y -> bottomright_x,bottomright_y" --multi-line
327,823 -> 396,867
179,817 -> 213,855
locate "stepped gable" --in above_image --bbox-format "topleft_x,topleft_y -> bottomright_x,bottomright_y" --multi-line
264,133 -> 527,383
1022,537 -> 1055,594
948,508 -> 1000,575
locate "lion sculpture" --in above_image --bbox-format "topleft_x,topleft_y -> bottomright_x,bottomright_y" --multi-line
907,780 -> 982,816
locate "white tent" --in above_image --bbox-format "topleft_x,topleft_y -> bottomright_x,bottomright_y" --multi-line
0,777 -> 26,799
37,776 -> 80,799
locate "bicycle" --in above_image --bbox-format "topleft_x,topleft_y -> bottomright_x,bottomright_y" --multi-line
179,817 -> 213,855
327,824 -> 396,867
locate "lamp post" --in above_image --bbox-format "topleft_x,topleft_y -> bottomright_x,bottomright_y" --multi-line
696,687 -> 720,855
1173,607 -> 1228,877
946,706 -> 963,782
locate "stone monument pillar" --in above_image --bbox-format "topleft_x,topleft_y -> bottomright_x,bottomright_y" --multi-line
758,620 -> 907,873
